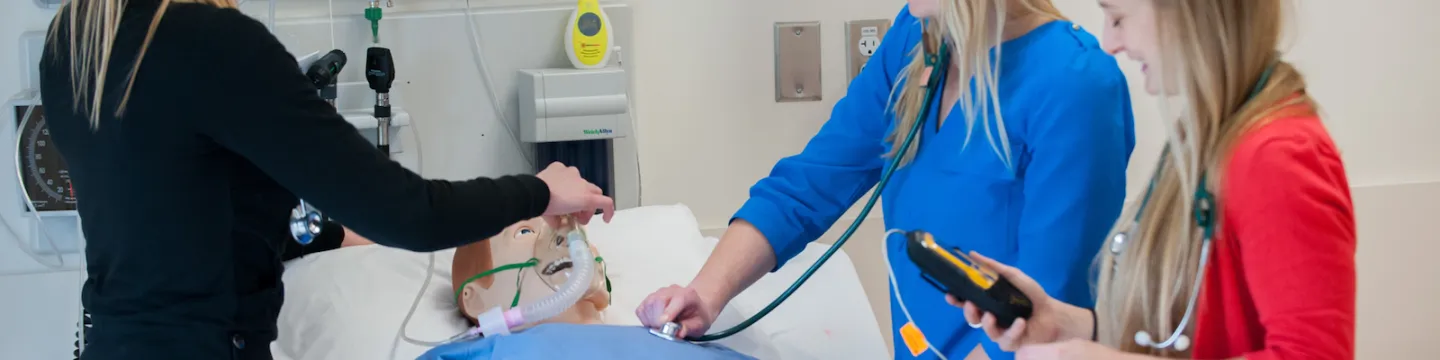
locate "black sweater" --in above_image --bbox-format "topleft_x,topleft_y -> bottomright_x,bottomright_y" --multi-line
39,2 -> 548,359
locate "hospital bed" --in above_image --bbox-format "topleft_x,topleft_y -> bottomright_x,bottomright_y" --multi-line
270,204 -> 889,360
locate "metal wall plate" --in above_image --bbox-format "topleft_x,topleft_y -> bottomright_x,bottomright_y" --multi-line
774,22 -> 822,102
846,19 -> 891,84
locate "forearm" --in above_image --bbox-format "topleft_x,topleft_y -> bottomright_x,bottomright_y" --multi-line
1055,302 -> 1096,342
687,219 -> 777,311
208,13 -> 549,252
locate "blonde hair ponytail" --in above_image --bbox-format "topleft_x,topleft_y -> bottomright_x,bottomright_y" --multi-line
48,0 -> 238,129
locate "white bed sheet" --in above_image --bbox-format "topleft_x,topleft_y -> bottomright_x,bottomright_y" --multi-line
270,204 -> 888,360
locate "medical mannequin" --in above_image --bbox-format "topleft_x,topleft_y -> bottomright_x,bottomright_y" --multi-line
418,220 -> 756,360
450,217 -> 611,326
337,217 -> 610,326
330,218 -> 757,359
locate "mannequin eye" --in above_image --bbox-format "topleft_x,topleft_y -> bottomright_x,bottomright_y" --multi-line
518,227 -> 535,235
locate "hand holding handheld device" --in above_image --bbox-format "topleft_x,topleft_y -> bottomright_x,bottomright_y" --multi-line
904,230 -> 1033,328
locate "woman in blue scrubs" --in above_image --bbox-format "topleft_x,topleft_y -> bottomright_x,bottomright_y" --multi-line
638,1 -> 1134,359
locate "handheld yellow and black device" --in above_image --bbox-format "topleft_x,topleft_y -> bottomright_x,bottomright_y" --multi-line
904,230 -> 1033,328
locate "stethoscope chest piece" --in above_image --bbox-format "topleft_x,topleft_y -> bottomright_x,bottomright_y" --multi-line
289,202 -> 323,245
649,322 -> 684,342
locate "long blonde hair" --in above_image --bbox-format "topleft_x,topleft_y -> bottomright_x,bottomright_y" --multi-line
886,0 -> 1064,168
47,0 -> 238,129
1094,1 -> 1315,356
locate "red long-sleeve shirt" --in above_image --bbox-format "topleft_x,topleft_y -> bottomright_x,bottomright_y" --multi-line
1192,105 -> 1357,360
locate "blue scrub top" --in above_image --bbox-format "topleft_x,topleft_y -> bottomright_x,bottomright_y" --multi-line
731,6 -> 1135,360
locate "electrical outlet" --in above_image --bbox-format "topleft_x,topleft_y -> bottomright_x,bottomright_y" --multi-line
846,19 -> 891,84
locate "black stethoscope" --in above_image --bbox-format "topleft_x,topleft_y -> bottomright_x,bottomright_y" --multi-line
1110,63 -> 1276,352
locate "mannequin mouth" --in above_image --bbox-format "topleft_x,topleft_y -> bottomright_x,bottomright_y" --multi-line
541,257 -> 574,276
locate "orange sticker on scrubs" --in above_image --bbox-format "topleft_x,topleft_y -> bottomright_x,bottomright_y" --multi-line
899,321 -> 929,357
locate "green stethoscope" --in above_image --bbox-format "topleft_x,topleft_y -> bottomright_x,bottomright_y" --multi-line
1113,63 -> 1276,352
674,40 -> 955,342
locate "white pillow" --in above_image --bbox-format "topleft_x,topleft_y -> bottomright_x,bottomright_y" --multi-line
271,204 -> 780,360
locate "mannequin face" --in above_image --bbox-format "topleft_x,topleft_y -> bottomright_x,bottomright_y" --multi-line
451,217 -> 610,326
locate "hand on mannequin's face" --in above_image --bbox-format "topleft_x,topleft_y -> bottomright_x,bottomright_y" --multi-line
452,217 -> 611,327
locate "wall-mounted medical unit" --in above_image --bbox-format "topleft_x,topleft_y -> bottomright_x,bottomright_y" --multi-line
517,68 -> 630,143
1,32 -> 85,271
518,66 -> 631,200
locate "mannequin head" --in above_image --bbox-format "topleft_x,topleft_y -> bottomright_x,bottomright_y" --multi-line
451,217 -> 611,326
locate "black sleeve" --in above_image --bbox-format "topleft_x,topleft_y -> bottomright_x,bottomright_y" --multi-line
199,10 -> 549,252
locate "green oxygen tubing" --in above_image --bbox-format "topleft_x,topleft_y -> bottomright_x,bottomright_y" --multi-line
673,40 -> 953,342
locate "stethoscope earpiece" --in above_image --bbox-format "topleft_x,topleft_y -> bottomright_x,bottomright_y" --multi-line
1133,330 -> 1191,352
1134,331 -> 1151,346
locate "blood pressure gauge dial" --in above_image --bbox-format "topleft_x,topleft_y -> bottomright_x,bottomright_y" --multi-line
15,105 -> 77,212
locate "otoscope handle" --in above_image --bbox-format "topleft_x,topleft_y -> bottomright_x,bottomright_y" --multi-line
366,47 -> 396,93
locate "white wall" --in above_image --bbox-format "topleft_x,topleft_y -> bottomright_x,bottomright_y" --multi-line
2,0 -> 1438,359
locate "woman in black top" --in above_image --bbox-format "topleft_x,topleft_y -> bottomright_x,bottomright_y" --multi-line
39,1 -> 614,358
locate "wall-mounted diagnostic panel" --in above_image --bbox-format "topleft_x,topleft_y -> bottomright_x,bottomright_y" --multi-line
3,97 -> 85,259
15,105 -> 78,212
846,19 -> 891,84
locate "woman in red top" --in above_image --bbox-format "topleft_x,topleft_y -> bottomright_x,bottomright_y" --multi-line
950,0 -> 1357,359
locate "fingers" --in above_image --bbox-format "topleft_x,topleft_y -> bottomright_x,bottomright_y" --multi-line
575,210 -> 596,225
636,288 -> 673,328
636,286 -> 709,339
981,313 -> 1005,342
594,195 -> 616,222
997,318 -> 1028,351
969,251 -> 1047,300
661,287 -> 691,323
968,251 -> 1017,276
982,313 -> 1023,352
678,316 -> 708,339
542,216 -> 562,229
962,301 -> 983,329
